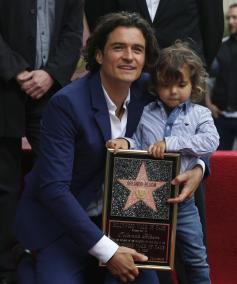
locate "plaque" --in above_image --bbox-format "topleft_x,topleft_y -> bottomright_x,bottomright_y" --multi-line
102,149 -> 181,270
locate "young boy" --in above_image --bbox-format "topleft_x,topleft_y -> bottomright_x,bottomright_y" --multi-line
107,42 -> 219,284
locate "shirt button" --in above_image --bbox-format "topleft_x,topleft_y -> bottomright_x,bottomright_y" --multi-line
30,8 -> 35,14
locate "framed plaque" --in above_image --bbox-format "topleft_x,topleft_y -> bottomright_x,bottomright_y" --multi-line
102,149 -> 181,270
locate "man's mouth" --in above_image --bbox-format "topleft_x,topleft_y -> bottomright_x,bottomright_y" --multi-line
118,65 -> 136,70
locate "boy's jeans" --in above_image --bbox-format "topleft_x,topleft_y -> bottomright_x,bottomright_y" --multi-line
176,196 -> 211,284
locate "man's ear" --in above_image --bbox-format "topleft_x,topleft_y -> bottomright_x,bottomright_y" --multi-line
95,49 -> 103,64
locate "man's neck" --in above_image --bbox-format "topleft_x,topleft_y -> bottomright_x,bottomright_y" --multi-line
100,73 -> 130,110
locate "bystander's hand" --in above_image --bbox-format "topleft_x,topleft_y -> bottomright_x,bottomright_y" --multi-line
16,70 -> 32,84
106,246 -> 148,283
16,70 -> 54,100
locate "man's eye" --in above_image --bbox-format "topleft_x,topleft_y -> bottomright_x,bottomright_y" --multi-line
133,47 -> 144,54
113,46 -> 123,50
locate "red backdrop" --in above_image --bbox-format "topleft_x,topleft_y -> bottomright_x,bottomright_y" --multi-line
205,151 -> 237,284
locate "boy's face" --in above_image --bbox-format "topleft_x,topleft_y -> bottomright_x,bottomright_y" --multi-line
95,26 -> 146,86
156,65 -> 192,108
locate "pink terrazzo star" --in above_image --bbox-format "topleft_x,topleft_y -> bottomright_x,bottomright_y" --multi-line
118,162 -> 167,211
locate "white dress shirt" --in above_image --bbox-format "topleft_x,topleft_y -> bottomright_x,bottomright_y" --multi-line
88,87 -> 130,263
146,0 -> 160,21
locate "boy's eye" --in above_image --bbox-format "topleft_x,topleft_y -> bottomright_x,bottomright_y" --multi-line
179,82 -> 187,87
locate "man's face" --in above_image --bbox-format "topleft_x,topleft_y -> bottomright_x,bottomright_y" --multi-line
227,7 -> 237,35
96,26 -> 146,86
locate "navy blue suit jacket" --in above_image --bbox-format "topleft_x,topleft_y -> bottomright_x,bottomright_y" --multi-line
14,72 -> 152,251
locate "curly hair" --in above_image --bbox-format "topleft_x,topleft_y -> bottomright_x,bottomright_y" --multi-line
150,41 -> 208,102
83,11 -> 160,73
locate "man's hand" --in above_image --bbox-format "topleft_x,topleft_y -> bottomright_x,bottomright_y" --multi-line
19,70 -> 54,100
106,246 -> 148,283
16,70 -> 32,85
148,140 -> 166,159
168,165 -> 203,204
106,139 -> 129,151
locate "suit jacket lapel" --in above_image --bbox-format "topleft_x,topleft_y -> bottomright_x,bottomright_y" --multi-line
90,73 -> 111,142
136,0 -> 152,24
153,0 -> 168,23
126,83 -> 147,137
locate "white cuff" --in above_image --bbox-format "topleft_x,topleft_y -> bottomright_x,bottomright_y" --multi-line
88,235 -> 119,263
196,158 -> 205,178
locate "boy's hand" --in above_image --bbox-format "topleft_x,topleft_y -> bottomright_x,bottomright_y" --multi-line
148,140 -> 166,158
106,139 -> 129,151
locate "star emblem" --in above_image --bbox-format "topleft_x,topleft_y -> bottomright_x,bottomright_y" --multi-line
117,162 -> 167,211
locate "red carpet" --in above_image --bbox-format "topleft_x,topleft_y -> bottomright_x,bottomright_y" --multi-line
205,151 -> 237,284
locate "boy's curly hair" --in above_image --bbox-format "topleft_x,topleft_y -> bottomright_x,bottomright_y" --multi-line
150,41 -> 208,102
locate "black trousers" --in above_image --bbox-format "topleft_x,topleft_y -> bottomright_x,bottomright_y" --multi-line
0,98 -> 47,281
0,138 -> 21,280
25,98 -> 48,160
215,115 -> 237,150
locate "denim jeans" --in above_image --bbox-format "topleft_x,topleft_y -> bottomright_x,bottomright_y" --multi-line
176,196 -> 211,284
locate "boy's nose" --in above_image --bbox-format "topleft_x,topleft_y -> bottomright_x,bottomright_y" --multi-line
170,86 -> 177,94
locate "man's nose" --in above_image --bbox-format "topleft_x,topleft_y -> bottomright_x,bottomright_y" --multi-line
123,48 -> 133,60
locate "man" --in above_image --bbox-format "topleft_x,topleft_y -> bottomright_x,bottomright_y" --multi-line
0,1 -> 83,283
206,3 -> 237,150
14,12 -> 205,283
84,0 -> 224,70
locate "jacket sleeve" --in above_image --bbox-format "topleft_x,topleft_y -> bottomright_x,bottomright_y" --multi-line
36,93 -> 104,251
0,33 -> 30,82
43,0 -> 84,87
198,0 -> 224,69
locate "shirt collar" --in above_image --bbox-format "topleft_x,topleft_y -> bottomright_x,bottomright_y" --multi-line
102,86 -> 131,113
155,99 -> 190,114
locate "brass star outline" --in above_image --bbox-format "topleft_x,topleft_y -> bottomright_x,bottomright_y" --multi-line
117,162 -> 166,211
